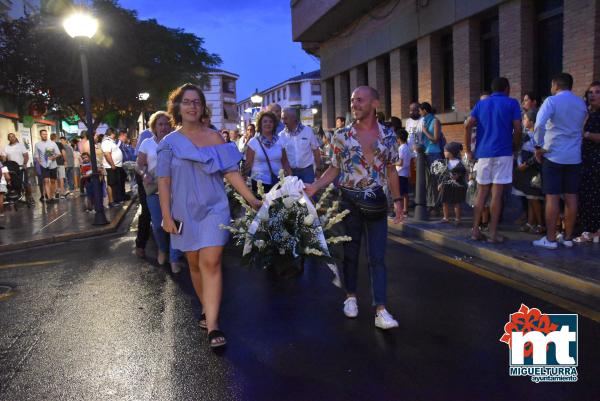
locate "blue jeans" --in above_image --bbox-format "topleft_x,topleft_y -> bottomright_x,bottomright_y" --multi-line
292,165 -> 315,184
341,193 -> 388,306
65,167 -> 75,191
146,194 -> 183,263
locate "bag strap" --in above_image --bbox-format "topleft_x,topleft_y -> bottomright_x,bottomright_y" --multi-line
257,137 -> 277,179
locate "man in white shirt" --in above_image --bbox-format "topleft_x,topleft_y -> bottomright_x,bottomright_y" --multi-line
4,132 -> 32,202
533,73 -> 588,250
101,128 -> 124,206
34,129 -> 60,202
405,102 -> 423,157
278,107 -> 321,184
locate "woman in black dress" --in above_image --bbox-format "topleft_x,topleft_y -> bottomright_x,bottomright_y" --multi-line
436,142 -> 467,225
577,81 -> 600,242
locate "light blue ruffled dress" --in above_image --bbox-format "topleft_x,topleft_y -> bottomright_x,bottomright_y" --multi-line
156,131 -> 242,252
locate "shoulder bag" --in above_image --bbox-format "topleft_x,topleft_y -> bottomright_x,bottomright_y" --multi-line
256,138 -> 279,184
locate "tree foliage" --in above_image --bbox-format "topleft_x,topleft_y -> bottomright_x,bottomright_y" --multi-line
0,0 -> 221,129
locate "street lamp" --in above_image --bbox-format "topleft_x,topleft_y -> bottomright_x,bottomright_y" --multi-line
311,107 -> 318,115
250,89 -> 263,105
138,92 -> 150,129
64,10 -> 108,225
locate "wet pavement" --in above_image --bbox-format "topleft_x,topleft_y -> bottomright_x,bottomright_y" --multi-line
0,228 -> 599,400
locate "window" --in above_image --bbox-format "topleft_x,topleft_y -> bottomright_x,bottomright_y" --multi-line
441,33 -> 454,111
408,45 -> 418,103
481,16 -> 499,92
311,83 -> 321,95
283,87 -> 287,99
222,79 -> 235,94
223,103 -> 238,121
289,84 -> 301,99
535,0 -> 563,98
277,89 -> 281,101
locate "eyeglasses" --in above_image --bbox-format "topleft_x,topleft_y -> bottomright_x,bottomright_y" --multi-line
181,100 -> 201,107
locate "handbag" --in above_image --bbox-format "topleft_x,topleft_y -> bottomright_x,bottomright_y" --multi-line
530,173 -> 542,189
256,138 -> 279,184
341,186 -> 388,220
142,169 -> 158,195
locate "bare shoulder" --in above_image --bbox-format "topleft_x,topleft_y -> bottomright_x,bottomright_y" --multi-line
205,128 -> 226,145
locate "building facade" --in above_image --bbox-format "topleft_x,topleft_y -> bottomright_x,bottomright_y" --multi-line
202,68 -> 240,131
237,70 -> 322,132
292,0 -> 600,142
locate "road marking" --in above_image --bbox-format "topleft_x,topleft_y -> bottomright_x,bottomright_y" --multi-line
0,260 -> 63,270
388,234 -> 600,323
36,212 -> 69,233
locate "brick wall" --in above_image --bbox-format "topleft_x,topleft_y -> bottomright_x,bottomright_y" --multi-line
499,0 -> 534,101
349,65 -> 367,92
368,57 -> 390,118
390,47 -> 412,118
563,0 -> 600,96
417,35 -> 442,112
334,73 -> 350,120
321,78 -> 335,130
452,18 -> 480,114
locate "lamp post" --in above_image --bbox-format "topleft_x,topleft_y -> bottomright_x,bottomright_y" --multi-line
64,11 -> 108,225
138,92 -> 150,130
414,144 -> 429,221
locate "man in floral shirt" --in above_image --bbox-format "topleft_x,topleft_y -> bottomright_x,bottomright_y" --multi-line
305,86 -> 403,330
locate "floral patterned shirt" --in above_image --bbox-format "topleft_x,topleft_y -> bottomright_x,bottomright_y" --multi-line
331,122 -> 399,189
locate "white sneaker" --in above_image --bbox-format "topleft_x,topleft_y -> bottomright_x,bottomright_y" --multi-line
343,297 -> 358,318
533,236 -> 558,250
375,309 -> 399,329
170,262 -> 182,274
556,233 -> 573,248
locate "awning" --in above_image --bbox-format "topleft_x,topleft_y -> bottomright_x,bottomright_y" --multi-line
0,112 -> 56,126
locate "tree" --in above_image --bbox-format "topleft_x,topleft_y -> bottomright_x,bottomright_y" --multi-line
0,0 -> 221,130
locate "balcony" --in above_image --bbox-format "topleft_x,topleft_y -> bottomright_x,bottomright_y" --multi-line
291,0 -> 387,42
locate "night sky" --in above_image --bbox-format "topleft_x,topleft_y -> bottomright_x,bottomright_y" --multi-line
118,0 -> 320,101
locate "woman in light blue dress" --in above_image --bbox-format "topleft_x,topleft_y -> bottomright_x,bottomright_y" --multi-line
157,84 -> 261,349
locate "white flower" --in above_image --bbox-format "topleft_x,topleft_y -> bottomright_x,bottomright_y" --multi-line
326,235 -> 352,244
254,240 -> 266,249
282,196 -> 295,209
279,248 -> 286,255
242,240 -> 253,256
304,247 -> 324,256
303,214 -> 315,226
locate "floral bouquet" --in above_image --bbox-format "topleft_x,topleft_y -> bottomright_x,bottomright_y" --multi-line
220,172 -> 350,285
431,159 -> 463,188
44,148 -> 55,162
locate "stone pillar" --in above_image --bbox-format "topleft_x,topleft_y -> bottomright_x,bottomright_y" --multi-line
453,18 -> 481,114
499,0 -> 534,100
368,57 -> 390,118
390,48 -> 412,118
417,34 -> 442,112
321,78 -> 335,130
349,65 -> 367,92
563,0 -> 600,95
334,73 -> 350,121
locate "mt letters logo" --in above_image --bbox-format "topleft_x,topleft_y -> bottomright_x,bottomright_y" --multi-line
500,304 -> 578,383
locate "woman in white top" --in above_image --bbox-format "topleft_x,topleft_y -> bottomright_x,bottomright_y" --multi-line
136,111 -> 183,273
244,111 -> 291,194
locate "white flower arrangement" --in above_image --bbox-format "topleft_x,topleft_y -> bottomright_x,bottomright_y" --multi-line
220,175 -> 351,269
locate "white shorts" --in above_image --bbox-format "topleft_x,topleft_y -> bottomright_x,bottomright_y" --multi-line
57,165 -> 66,180
475,156 -> 513,185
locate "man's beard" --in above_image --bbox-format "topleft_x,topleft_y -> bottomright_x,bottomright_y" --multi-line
409,113 -> 420,120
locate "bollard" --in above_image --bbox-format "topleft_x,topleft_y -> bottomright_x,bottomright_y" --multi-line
414,145 -> 428,221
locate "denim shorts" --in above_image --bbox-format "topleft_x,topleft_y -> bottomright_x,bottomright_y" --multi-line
541,159 -> 582,195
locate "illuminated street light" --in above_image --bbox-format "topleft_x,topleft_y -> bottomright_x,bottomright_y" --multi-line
250,89 -> 263,105
311,107 -> 318,115
63,10 -> 108,226
138,92 -> 150,101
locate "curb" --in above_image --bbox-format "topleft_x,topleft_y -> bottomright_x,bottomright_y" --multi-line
0,199 -> 135,254
389,221 -> 600,309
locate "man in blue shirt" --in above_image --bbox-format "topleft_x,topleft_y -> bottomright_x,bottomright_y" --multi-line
465,77 -> 522,243
532,73 -> 587,250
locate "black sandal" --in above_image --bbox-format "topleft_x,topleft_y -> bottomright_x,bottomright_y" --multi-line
198,313 -> 207,330
208,330 -> 227,348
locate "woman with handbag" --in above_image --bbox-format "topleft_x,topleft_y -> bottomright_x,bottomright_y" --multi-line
244,111 -> 292,194
136,111 -> 184,273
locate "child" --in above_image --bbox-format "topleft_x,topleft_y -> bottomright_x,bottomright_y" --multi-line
438,142 -> 467,225
395,129 -> 411,217
512,110 -> 545,234
80,152 -> 95,212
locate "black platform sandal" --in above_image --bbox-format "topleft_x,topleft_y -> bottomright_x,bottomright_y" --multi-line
198,313 -> 207,330
208,330 -> 227,349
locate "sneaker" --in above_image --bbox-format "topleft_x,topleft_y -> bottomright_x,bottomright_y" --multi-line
557,233 -> 574,248
533,236 -> 558,250
375,309 -> 399,329
170,262 -> 182,274
343,297 -> 358,318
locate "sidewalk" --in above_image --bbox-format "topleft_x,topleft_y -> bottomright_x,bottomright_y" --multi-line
389,212 -> 600,311
0,192 -> 135,253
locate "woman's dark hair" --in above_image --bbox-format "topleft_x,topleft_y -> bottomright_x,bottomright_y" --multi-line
522,92 -> 540,106
396,128 -> 408,143
584,81 -> 600,107
389,116 -> 402,133
256,111 -> 278,135
167,83 -> 209,127
524,109 -> 537,124
419,102 -> 435,115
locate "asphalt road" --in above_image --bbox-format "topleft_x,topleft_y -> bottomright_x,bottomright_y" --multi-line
0,227 -> 599,401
